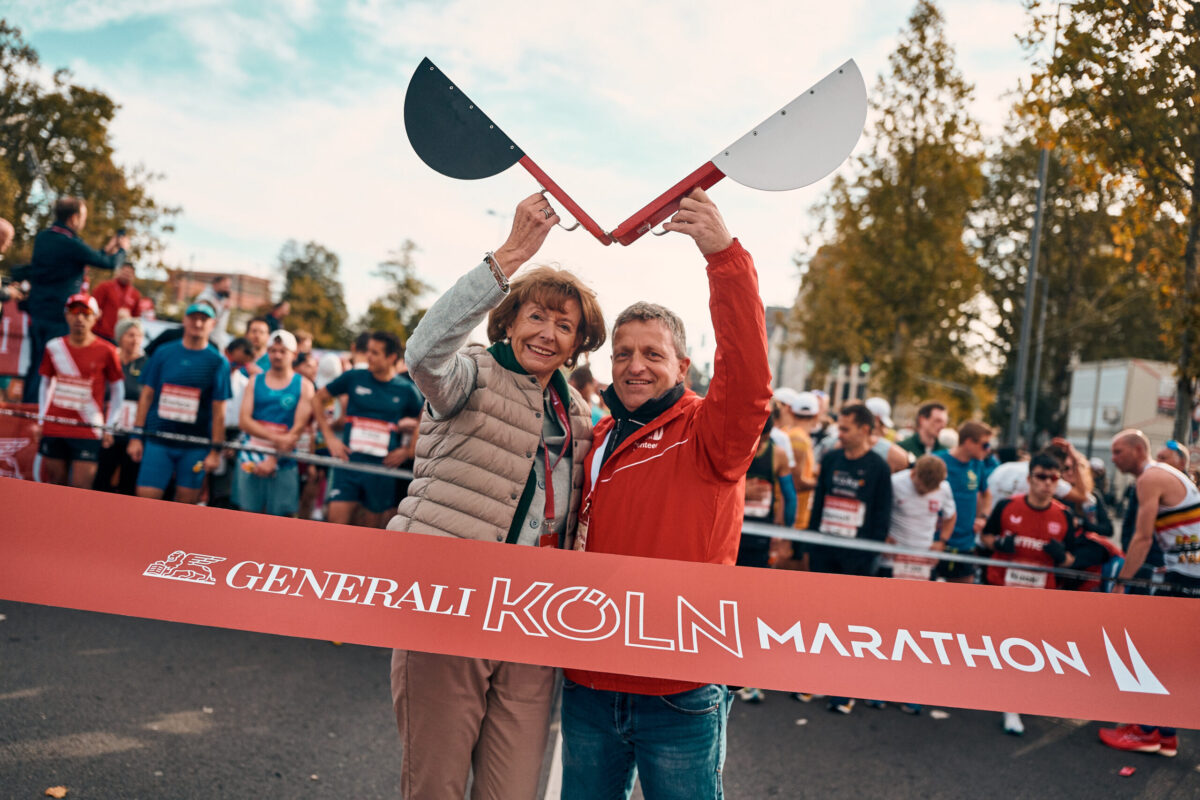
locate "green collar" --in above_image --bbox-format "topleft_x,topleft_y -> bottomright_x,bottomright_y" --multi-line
488,341 -> 571,407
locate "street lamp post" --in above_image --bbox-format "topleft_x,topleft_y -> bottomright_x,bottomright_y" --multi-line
1008,146 -> 1051,448
1025,274 -> 1050,447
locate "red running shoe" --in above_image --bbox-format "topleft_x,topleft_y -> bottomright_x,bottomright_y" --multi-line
1158,734 -> 1179,758
1099,724 -> 1164,755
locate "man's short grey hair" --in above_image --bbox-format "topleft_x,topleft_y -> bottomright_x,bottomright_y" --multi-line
613,302 -> 687,358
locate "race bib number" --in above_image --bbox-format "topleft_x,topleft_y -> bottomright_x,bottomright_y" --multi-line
117,400 -> 138,431
248,421 -> 287,452
159,384 -> 201,424
820,495 -> 865,537
348,418 -> 392,457
892,554 -> 935,581
53,377 -> 94,412
744,477 -> 773,519
1004,567 -> 1048,589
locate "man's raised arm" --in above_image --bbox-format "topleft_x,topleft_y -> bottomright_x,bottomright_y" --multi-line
663,188 -> 772,480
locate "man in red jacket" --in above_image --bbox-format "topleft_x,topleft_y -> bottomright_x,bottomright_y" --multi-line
91,263 -> 142,342
561,189 -> 772,800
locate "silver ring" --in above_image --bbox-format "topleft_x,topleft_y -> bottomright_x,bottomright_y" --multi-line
541,208 -> 552,219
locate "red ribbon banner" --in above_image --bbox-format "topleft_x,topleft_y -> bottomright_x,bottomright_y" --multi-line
2,478 -> 1198,728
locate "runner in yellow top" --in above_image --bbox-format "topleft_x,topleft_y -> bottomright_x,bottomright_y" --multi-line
774,389 -> 820,528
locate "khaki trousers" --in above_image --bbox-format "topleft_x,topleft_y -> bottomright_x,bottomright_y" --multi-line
391,649 -> 555,800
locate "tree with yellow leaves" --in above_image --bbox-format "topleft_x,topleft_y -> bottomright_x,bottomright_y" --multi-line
1025,0 -> 1200,439
794,0 -> 984,408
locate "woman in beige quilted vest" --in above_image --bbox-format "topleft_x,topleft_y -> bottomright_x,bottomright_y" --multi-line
386,193 -> 607,799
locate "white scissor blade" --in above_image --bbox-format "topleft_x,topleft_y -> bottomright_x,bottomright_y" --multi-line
712,59 -> 867,191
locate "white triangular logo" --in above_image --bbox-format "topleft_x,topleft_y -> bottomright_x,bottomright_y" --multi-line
1103,628 -> 1168,695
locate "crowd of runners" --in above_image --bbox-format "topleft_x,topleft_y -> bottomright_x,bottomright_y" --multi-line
2,192 -> 1197,797
739,389 -> 1198,756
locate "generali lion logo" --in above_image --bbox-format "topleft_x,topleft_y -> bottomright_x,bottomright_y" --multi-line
143,551 -> 225,585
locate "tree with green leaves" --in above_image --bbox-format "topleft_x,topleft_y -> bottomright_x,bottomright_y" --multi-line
277,240 -> 350,349
354,239 -> 431,344
793,0 -> 984,407
978,109 -> 1171,438
0,20 -> 177,269
1024,0 -> 1200,439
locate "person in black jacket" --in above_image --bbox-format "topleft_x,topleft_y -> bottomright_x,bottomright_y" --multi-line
15,197 -> 128,402
806,401 -> 893,716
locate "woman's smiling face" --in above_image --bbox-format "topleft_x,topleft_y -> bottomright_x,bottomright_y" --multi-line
506,299 -> 581,386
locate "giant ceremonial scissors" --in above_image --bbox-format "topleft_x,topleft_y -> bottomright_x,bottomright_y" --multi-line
404,57 -> 868,246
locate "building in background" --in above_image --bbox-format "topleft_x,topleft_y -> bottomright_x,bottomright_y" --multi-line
766,304 -> 870,404
1065,359 -> 1180,474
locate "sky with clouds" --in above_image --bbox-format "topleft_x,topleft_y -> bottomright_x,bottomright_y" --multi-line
7,0 -> 1036,379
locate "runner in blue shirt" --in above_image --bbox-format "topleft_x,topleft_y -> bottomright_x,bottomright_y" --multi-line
312,330 -> 423,527
128,302 -> 232,503
235,329 -> 314,517
934,420 -> 994,583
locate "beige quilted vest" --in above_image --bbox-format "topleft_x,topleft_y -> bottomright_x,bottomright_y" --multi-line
388,344 -> 593,546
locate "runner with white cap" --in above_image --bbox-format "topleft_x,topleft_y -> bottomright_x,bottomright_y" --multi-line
234,329 -> 314,516
774,388 -> 821,533
866,396 -> 913,473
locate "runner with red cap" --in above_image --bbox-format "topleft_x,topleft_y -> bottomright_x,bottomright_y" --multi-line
35,293 -> 124,488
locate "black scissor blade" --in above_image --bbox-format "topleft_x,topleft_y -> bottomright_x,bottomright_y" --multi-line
404,57 -> 525,180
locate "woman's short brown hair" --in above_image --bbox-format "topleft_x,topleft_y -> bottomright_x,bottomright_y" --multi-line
487,265 -> 606,369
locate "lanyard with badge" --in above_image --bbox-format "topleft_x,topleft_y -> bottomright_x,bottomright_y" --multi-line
539,390 -> 572,548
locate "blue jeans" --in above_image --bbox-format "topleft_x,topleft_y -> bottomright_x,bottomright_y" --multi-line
561,679 -> 731,800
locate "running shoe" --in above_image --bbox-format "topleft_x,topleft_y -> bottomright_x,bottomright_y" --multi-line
899,703 -> 922,715
828,699 -> 855,715
1099,724 -> 1167,755
791,693 -> 815,703
863,700 -> 886,709
1002,712 -> 1025,736
736,687 -> 765,704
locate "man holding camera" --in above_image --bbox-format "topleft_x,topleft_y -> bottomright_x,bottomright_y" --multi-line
17,197 -> 128,402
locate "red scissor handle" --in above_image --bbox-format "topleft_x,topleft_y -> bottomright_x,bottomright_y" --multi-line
519,156 -> 612,246
608,161 -> 726,247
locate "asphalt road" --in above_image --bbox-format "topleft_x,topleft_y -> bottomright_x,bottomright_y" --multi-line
2,600 -> 1197,799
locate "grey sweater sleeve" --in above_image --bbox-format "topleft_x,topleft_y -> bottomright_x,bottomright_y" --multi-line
405,261 -> 507,419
